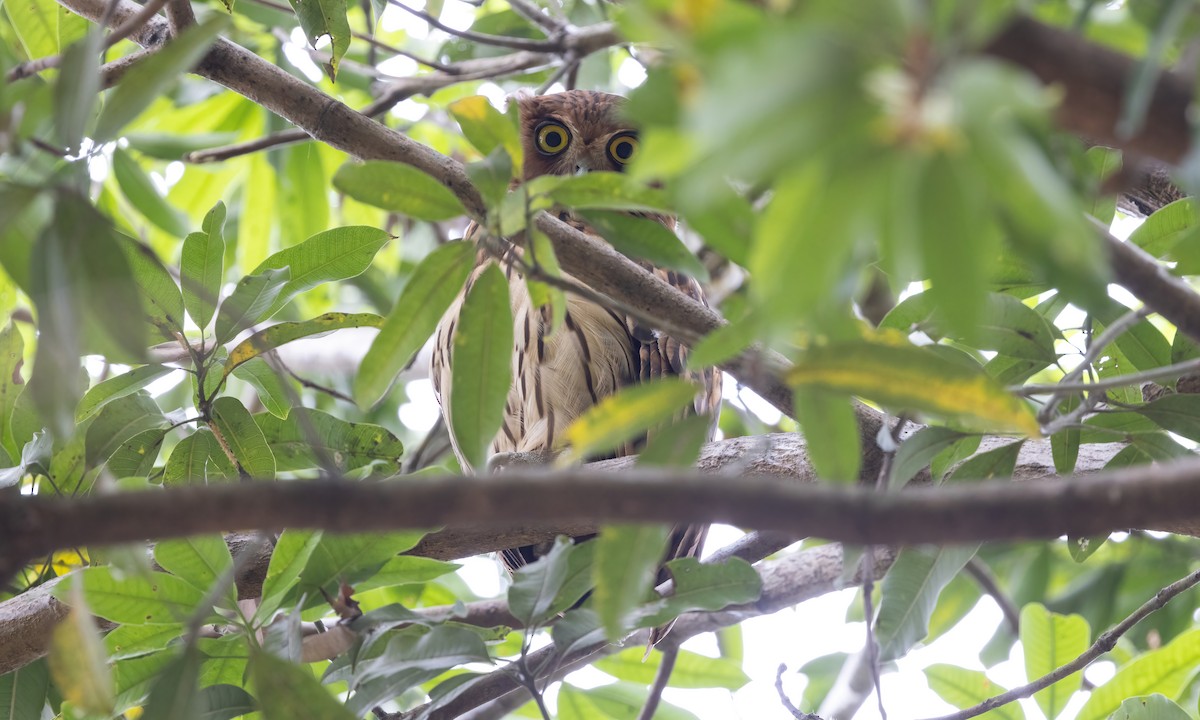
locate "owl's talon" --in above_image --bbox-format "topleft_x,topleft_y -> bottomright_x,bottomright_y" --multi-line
487,450 -> 558,473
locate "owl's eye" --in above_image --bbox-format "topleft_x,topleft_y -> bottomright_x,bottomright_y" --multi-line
535,122 -> 571,155
606,132 -> 638,166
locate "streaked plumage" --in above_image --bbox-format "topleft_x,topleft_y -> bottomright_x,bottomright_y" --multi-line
431,90 -> 721,574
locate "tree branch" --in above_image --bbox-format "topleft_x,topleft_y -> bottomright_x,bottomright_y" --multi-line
1098,219 -> 1200,346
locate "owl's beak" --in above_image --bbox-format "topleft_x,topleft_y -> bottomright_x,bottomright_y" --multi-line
573,162 -> 591,175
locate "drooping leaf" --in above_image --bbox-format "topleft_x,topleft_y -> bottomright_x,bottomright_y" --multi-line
593,524 -> 671,640
119,235 -> 187,341
794,387 -> 861,483
0,659 -> 50,720
139,646 -> 203,720
250,649 -> 357,720
106,427 -> 167,479
47,583 -> 114,716
354,241 -> 475,408
210,396 -> 275,479
54,29 -> 101,154
112,148 -> 189,237
214,267 -> 290,344
333,162 -> 466,221
1051,395 -> 1081,475
880,292 -> 1058,363
448,264 -> 512,471
154,536 -> 235,606
1091,298 -> 1171,373
231,358 -> 291,418
163,429 -> 236,486
637,413 -> 712,468
197,684 -> 257,720
1136,394 -> 1200,442
1129,198 -> 1196,259
874,545 -> 980,662
635,557 -> 762,628
888,426 -> 970,491
285,0 -> 350,80
564,378 -> 700,460
257,529 -> 324,621
295,531 -> 426,605
0,321 -> 27,460
84,392 -> 166,467
508,536 -> 575,627
93,16 -> 231,142
787,341 -> 1040,435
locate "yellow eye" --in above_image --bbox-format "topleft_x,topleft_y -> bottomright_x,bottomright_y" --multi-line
607,133 -> 638,166
535,122 -> 570,155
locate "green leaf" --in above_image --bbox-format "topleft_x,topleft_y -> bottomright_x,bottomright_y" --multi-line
1084,147 -> 1121,225
76,364 -> 173,422
54,30 -> 102,154
333,162 -> 466,221
197,684 -> 257,720
84,392 -> 166,466
557,685 -> 609,720
255,408 -> 404,473
448,264 -> 512,471
163,429 -> 236,486
353,555 -> 460,593
535,172 -> 671,212
1051,395 -> 1081,475
1077,628 -> 1200,720
0,321 -> 27,460
593,524 -> 670,640
1130,198 -> 1196,259
889,427 -> 970,490
296,531 -> 425,603
1092,298 -> 1171,373
794,387 -> 861,482
47,584 -> 114,716
250,226 -> 390,319
250,649 -> 356,720
508,535 -> 574,626
635,557 -> 762,628
449,95 -> 523,164
105,624 -> 183,660
354,241 -> 475,408
210,396 -> 275,479
106,427 -> 166,479
1111,694 -> 1191,720
880,291 -> 1057,362
214,267 -> 290,344
563,378 -> 699,460
139,647 -> 202,720
578,210 -> 708,281
124,132 -> 241,161
56,567 -> 206,625
180,203 -> 227,330
223,313 -> 383,382
231,359 -> 290,418
0,659 -> 50,720
917,153 -> 990,337
112,148 -> 189,237
687,314 -> 761,371
466,148 -> 515,208
154,536 -> 235,605
93,16 -> 231,142
582,683 -> 700,720
874,545 -> 980,662
637,413 -> 712,468
923,664 -> 1024,720
595,647 -> 749,690
1136,395 -> 1200,442
120,235 -> 187,341
787,341 -> 1040,435
257,529 -> 323,620
1020,603 -> 1088,720
4,0 -> 59,59
286,0 -> 350,80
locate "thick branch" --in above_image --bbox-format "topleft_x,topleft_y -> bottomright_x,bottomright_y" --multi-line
1099,221 -> 1200,346
984,16 -> 1192,165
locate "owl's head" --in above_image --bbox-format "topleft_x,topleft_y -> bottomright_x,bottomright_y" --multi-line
516,90 -> 637,180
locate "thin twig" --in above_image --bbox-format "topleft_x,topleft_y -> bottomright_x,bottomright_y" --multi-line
389,0 -> 561,51
636,645 -> 678,720
507,0 -> 561,33
1039,306 -> 1150,424
775,664 -> 822,719
1015,356 -> 1200,395
964,558 -> 1020,634
924,564 -> 1200,720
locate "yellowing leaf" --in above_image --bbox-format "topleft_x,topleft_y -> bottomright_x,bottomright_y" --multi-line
48,582 -> 115,715
222,312 -> 383,381
786,341 -> 1039,436
563,378 -> 699,459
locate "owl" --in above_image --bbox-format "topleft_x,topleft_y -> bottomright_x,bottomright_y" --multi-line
431,89 -> 721,573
